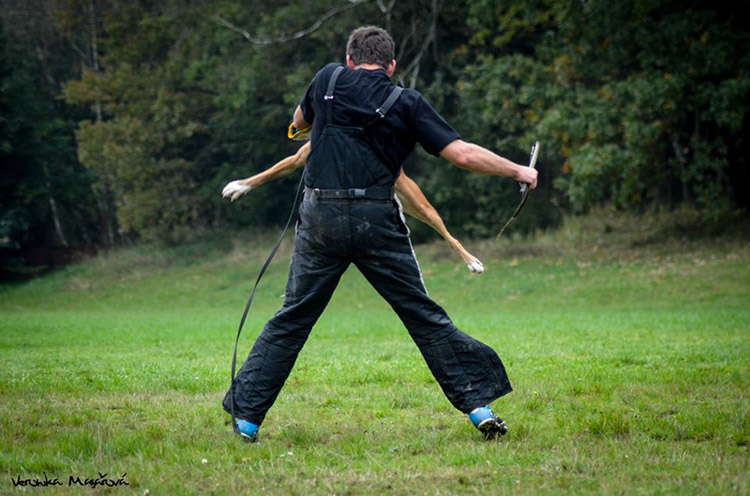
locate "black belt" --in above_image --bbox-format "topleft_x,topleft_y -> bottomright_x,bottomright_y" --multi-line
304,186 -> 394,201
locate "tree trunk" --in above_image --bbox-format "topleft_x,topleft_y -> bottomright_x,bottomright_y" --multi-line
89,0 -> 102,122
88,0 -> 113,247
41,165 -> 69,248
671,133 -> 691,206
93,184 -> 114,249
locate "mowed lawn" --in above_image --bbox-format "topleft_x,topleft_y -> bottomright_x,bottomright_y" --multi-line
1,230 -> 748,494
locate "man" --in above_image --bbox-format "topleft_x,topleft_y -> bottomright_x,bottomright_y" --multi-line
223,26 -> 538,441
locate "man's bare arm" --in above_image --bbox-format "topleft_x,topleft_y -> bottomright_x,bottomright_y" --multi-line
293,105 -> 310,133
440,139 -> 538,189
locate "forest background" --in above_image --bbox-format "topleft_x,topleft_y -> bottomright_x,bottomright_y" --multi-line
1,0 -> 748,266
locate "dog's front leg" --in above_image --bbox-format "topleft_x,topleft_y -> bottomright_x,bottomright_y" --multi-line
222,143 -> 311,201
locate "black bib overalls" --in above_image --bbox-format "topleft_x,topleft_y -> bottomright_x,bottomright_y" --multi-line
224,67 -> 512,425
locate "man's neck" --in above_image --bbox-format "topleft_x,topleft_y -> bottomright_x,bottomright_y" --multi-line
352,63 -> 385,72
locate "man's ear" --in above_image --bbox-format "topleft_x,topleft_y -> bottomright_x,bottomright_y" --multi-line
387,59 -> 397,78
346,54 -> 356,69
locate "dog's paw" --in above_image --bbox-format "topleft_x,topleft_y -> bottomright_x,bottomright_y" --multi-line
466,257 -> 485,274
222,180 -> 252,202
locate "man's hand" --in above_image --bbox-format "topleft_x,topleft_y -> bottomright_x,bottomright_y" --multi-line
222,180 -> 252,202
440,139 -> 539,191
516,166 -> 538,190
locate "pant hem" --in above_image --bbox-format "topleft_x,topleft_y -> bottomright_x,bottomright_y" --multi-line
222,396 -> 265,426
462,385 -> 513,414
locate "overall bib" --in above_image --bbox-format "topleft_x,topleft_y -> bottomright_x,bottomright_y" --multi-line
224,67 -> 512,425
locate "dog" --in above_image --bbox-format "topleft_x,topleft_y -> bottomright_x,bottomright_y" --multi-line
223,140 -> 484,273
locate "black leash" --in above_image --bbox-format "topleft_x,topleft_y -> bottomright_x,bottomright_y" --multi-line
229,170 -> 306,434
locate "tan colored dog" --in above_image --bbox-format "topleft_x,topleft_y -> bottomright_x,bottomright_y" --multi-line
223,141 -> 484,273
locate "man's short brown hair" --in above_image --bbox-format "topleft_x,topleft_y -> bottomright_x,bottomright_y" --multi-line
346,26 -> 395,70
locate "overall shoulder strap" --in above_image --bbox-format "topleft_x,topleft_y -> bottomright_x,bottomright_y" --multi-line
364,85 -> 404,128
358,84 -> 405,174
325,65 -> 345,124
376,86 -> 403,118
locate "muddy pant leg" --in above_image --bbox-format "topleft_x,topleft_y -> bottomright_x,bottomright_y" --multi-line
223,229 -> 348,425
353,244 -> 512,413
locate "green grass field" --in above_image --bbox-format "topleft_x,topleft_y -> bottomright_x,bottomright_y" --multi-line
1,217 -> 749,494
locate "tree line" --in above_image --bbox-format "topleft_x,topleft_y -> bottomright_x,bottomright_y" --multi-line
1,0 -> 747,265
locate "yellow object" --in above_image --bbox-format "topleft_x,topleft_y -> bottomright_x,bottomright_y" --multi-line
287,123 -> 312,141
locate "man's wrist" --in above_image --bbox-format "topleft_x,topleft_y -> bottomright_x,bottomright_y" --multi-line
511,164 -> 524,181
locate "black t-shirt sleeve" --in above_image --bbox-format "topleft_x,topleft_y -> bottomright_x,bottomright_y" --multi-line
299,82 -> 315,124
411,94 -> 460,156
299,63 -> 340,125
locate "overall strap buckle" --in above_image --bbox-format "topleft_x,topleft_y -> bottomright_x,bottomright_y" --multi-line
363,85 -> 404,130
375,86 -> 403,119
325,66 -> 345,124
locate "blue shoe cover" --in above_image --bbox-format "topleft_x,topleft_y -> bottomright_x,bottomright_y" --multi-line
469,406 -> 508,439
236,419 -> 260,441
469,406 -> 495,427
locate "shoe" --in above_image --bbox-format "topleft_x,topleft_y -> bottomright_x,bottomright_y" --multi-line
235,419 -> 260,442
469,406 -> 508,439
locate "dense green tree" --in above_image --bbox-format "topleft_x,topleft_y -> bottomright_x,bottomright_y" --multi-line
453,0 -> 749,218
1,4 -> 98,261
2,0 -> 746,259
63,0 -> 461,242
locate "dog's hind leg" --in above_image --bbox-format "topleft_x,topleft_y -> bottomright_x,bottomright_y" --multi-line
395,172 -> 484,274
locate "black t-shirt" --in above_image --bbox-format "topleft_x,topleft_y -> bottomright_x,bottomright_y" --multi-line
299,63 -> 459,170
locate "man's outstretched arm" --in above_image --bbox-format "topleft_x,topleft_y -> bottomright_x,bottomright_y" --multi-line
440,139 -> 538,189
